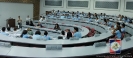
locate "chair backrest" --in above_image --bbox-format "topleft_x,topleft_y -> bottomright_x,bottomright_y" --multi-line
121,33 -> 125,39
91,28 -> 95,33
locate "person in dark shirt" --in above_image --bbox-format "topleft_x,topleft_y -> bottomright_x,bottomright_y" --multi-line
54,24 -> 61,30
66,29 -> 72,39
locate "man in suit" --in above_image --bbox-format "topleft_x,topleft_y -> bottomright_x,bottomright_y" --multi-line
66,29 -> 72,39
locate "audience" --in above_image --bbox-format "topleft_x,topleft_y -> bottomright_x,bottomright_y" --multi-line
88,15 -> 92,22
121,23 -> 125,33
13,27 -> 18,32
29,19 -> 34,26
114,22 -> 121,29
1,11 -> 131,41
27,28 -> 33,35
106,19 -> 112,27
39,16 -> 43,22
73,27 -> 81,38
0,27 -> 9,36
60,14 -> 65,19
54,24 -> 61,30
37,22 -> 43,28
6,27 -> 11,34
32,30 -> 42,40
58,31 -> 66,39
43,31 -> 51,40
20,30 -> 30,38
66,29 -> 72,39
7,27 -> 11,32
95,17 -> 100,23
112,25 -> 122,39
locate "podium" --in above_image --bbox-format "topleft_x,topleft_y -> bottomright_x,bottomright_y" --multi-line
6,19 -> 15,27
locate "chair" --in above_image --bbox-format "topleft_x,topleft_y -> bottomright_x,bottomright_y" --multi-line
87,28 -> 95,37
121,33 -> 125,40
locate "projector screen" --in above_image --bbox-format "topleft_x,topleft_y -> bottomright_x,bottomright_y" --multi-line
0,2 -> 33,27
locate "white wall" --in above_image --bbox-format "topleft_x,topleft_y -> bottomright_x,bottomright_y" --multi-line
40,0 -> 133,18
0,2 -> 33,27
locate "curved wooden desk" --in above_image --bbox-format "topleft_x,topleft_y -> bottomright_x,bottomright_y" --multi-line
0,21 -> 112,47
0,37 -> 133,58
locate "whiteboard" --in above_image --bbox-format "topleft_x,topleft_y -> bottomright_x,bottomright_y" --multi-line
0,2 -> 33,27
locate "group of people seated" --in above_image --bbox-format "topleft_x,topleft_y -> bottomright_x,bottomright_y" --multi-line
111,22 -> 125,40
0,24 -> 82,40
0,27 -> 19,36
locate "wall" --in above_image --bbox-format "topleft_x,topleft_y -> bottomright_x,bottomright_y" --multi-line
0,3 -> 33,27
40,0 -> 133,18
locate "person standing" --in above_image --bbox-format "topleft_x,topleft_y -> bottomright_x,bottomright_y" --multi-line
17,16 -> 22,29
26,15 -> 30,25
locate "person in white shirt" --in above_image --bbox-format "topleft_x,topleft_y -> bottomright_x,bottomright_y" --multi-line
17,16 -> 22,29
60,14 -> 65,19
26,15 -> 30,25
58,31 -> 66,39
52,9 -> 55,14
39,17 -> 47,23
32,30 -> 42,40
6,27 -> 11,34
39,16 -> 43,22
95,17 -> 100,23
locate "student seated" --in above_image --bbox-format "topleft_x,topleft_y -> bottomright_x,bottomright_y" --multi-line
66,29 -> 72,39
20,30 -> 30,38
13,27 -> 18,33
95,17 -> 100,24
99,13 -> 103,19
29,19 -> 34,26
32,30 -> 42,40
58,31 -> 66,39
56,10 -> 60,14
27,28 -> 33,35
88,15 -> 92,22
114,22 -> 121,29
0,27 -> 9,36
60,14 -> 65,19
74,15 -> 80,20
36,22 -> 43,28
112,26 -> 121,39
49,13 -> 54,18
82,12 -> 85,16
54,24 -> 61,30
123,16 -> 130,23
121,23 -> 125,33
103,13 -> 107,18
43,31 -> 51,40
67,14 -> 72,19
7,27 -> 11,32
103,19 -> 107,25
39,16 -> 43,22
39,17 -> 46,23
106,19 -> 112,27
73,27 -> 81,38
6,27 -> 11,34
